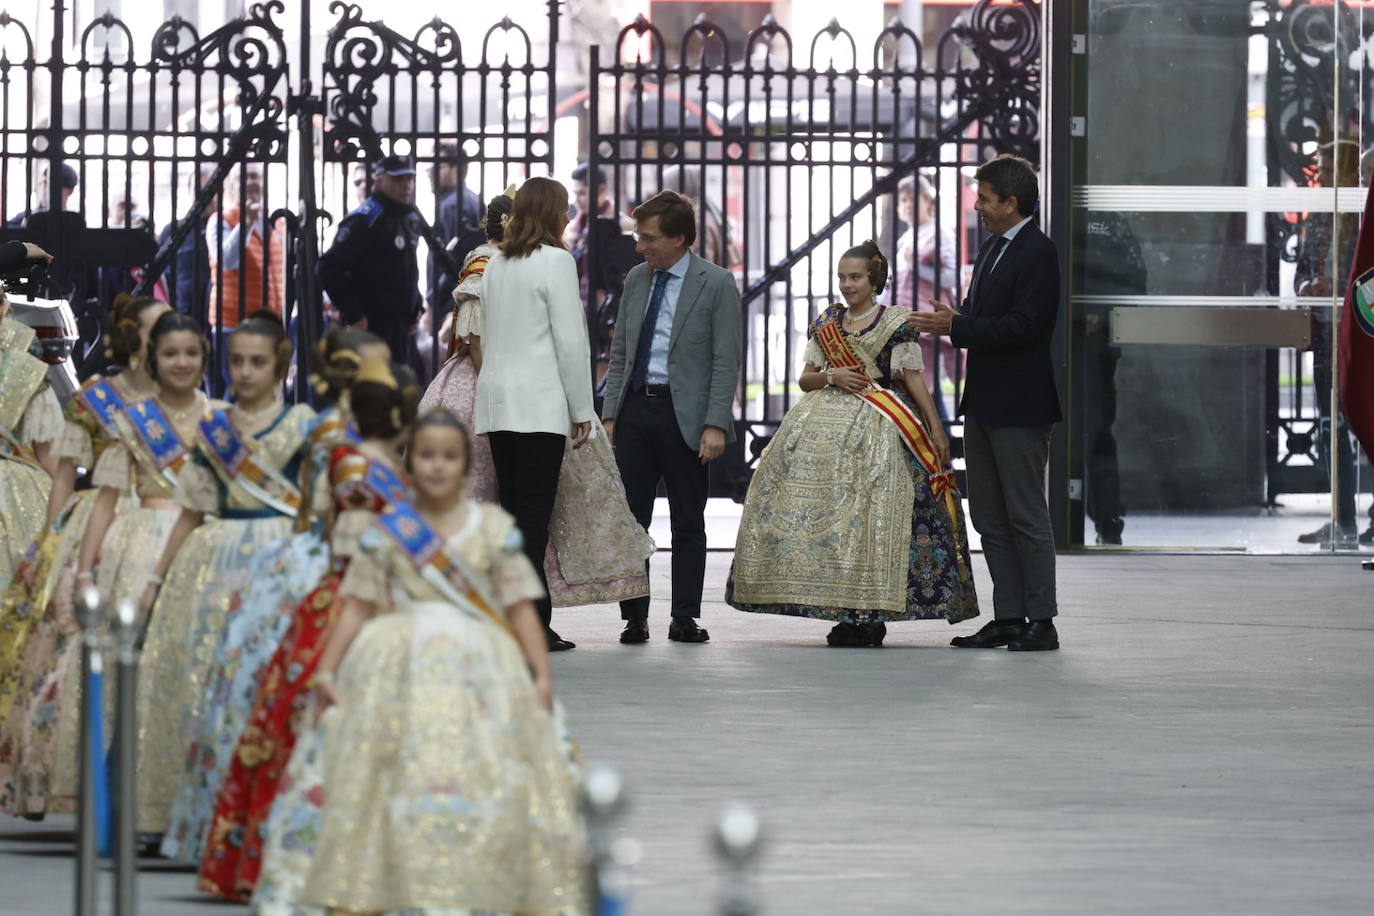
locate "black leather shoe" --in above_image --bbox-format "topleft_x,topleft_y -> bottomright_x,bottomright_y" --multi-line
1360,524 -> 1374,545
620,618 -> 650,644
1007,619 -> 1059,651
668,617 -> 710,643
950,618 -> 1025,649
546,629 -> 576,652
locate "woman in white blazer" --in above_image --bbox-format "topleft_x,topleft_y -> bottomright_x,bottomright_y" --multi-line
476,176 -> 595,651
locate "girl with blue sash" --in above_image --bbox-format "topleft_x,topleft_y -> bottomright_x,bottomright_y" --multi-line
136,311 -> 316,841
160,333 -> 389,865
293,408 -> 585,915
248,360 -> 421,914
200,353 -> 407,903
0,303 -> 195,818
0,294 -> 165,731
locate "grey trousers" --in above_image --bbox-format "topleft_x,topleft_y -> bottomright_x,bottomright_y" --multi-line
963,415 -> 1058,620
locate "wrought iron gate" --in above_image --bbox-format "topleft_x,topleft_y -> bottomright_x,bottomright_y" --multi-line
584,0 -> 1042,496
0,0 -> 559,392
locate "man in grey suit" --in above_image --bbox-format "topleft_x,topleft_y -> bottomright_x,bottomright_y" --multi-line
602,190 -> 743,644
911,155 -> 1062,651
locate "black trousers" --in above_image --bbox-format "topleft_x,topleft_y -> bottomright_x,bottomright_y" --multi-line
613,388 -> 709,620
487,431 -> 566,631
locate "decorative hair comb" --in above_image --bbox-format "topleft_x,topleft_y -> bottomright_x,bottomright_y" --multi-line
354,356 -> 399,389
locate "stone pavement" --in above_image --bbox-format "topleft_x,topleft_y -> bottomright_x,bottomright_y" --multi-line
2,552 -> 1371,915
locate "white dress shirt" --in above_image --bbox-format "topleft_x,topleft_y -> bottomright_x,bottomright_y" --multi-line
643,250 -> 691,385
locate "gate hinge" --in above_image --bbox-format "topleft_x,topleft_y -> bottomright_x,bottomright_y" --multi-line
1072,34 -> 1087,55
1069,116 -> 1086,137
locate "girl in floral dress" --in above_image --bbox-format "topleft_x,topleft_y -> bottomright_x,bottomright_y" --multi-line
195,351 -> 413,902
249,362 -> 419,914
728,242 -> 979,645
135,312 -> 315,839
161,329 -> 390,864
0,294 -> 165,728
0,306 -> 203,818
298,408 -> 585,914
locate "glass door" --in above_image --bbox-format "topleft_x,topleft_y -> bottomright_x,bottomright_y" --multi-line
1065,0 -> 1372,552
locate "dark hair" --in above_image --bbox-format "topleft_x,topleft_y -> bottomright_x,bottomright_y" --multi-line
501,176 -> 569,259
405,407 -> 471,477
840,240 -> 889,295
230,309 -> 293,380
146,311 -> 208,382
571,162 -> 607,188
311,325 -> 386,404
483,193 -> 514,243
974,154 -> 1039,217
632,190 -> 697,248
105,294 -> 168,368
352,361 -> 419,441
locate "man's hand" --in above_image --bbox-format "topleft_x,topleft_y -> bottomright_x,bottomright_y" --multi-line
602,418 -> 615,446
22,242 -> 53,263
907,300 -> 958,336
698,425 -> 725,464
571,421 -> 591,449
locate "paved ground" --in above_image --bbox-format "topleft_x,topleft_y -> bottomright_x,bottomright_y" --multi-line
2,551 -> 1372,915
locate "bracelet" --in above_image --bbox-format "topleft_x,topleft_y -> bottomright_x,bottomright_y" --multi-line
825,369 -> 834,387
76,571 -> 94,581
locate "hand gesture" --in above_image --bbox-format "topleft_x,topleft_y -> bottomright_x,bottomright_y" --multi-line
571,421 -> 591,449
930,424 -> 951,468
698,425 -> 725,464
22,242 -> 54,263
907,300 -> 958,336
314,674 -> 340,724
533,671 -> 554,712
829,366 -> 869,393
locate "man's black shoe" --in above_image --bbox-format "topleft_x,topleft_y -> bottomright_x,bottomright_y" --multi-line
620,619 -> 650,644
668,617 -> 710,643
546,629 -> 576,652
1007,619 -> 1059,652
950,618 -> 1025,649
1360,524 -> 1374,545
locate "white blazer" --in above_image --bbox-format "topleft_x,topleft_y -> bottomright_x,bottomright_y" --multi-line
474,243 -> 596,437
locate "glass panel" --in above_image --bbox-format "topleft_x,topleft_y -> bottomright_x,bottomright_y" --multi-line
1071,0 -> 1373,552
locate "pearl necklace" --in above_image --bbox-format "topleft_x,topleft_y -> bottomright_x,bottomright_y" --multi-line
843,304 -> 880,326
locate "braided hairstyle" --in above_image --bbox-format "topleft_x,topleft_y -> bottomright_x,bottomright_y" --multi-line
405,407 -> 471,477
105,294 -> 170,369
840,239 -> 889,295
146,311 -> 209,383
230,309 -> 293,381
310,325 -> 385,405
351,361 -> 420,441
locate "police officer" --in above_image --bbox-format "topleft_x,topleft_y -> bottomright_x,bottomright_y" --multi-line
318,154 -> 423,360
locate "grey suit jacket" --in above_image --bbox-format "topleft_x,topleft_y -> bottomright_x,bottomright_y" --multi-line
601,251 -> 743,448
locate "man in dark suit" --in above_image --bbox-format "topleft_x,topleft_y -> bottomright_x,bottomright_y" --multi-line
910,154 -> 1062,651
602,190 -> 743,645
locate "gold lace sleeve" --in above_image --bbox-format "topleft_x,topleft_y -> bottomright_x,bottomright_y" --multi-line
91,441 -> 133,491
330,508 -> 375,559
491,546 -> 545,609
18,387 -> 65,448
803,337 -> 825,369
173,459 -> 220,514
338,545 -> 389,606
55,420 -> 94,466
888,340 -> 925,376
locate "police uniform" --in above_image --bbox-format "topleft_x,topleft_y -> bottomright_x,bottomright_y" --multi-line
317,189 -> 424,358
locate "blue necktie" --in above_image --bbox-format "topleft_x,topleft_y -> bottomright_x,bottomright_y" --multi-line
631,270 -> 670,390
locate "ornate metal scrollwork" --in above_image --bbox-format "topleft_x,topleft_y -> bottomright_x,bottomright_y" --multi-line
944,0 -> 1042,163
149,1 -> 290,159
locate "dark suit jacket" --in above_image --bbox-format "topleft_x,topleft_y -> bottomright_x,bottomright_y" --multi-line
950,220 -> 1063,427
